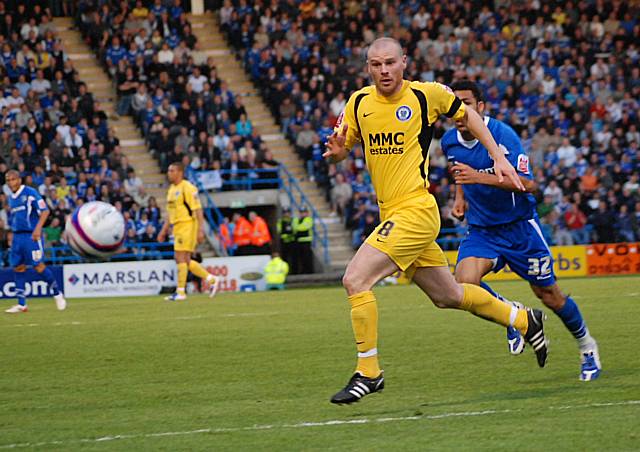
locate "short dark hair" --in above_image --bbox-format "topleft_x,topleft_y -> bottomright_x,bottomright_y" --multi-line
450,79 -> 484,103
169,162 -> 184,173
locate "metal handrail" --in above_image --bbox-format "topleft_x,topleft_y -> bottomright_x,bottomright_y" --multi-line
190,176 -> 228,256
33,241 -> 175,265
193,166 -> 331,265
278,165 -> 330,265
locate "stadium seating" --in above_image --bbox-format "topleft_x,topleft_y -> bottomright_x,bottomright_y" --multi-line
0,5 -> 166,265
73,2 -> 292,260
2,2 -> 638,268
221,1 -> 640,247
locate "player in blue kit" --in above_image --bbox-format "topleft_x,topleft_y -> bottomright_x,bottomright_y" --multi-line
441,81 -> 601,381
5,170 -> 66,313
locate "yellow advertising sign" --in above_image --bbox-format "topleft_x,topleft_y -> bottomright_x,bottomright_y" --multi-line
444,245 -> 588,281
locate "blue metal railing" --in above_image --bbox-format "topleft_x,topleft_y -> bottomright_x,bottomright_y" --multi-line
278,165 -> 330,265
4,241 -> 177,265
194,166 -> 331,265
191,175 -> 228,256
219,169 -> 281,191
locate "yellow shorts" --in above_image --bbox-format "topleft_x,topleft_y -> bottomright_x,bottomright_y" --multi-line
365,190 -> 447,277
173,221 -> 198,252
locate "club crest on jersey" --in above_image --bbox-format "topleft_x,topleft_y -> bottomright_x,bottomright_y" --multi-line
396,105 -> 412,122
517,154 -> 530,174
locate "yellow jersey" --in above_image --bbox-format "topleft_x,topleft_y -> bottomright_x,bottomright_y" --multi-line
336,80 -> 466,204
166,179 -> 202,225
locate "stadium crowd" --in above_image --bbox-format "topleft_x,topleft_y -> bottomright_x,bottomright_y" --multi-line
0,1 -> 166,264
221,0 -> 639,248
2,0 -> 639,266
76,0 -> 280,194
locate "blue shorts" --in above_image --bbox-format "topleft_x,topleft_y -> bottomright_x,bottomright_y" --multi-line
9,232 -> 45,267
457,218 -> 556,287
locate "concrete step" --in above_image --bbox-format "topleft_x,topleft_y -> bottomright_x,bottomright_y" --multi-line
53,17 -> 73,26
75,65 -> 106,74
141,174 -> 167,183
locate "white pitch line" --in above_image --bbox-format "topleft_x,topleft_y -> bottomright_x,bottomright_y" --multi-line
1,400 -> 638,449
220,312 -> 280,318
2,321 -> 82,329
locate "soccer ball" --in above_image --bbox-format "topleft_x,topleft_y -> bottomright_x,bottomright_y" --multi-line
65,201 -> 126,258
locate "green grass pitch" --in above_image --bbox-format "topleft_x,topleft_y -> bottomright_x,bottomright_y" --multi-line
1,276 -> 639,450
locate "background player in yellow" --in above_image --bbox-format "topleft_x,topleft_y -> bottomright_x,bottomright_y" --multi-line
324,38 -> 550,404
157,162 -> 220,301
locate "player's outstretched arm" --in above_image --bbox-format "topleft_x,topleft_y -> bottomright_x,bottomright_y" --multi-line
323,124 -> 350,163
460,108 -> 525,191
451,162 -> 537,193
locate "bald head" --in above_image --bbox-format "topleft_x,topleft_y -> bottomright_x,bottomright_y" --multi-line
367,38 -> 403,60
366,38 -> 406,97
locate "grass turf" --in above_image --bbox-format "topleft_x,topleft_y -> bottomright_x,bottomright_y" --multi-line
1,276 -> 639,450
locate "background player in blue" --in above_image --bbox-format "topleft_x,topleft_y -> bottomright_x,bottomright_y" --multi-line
441,80 -> 601,381
5,170 -> 66,313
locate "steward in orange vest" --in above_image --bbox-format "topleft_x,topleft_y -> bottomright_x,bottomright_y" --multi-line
219,217 -> 234,253
232,212 -> 252,256
249,211 -> 272,254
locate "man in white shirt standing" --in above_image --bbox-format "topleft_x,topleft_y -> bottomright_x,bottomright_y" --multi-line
31,70 -> 52,94
556,137 -> 577,167
187,67 -> 208,93
5,88 -> 24,114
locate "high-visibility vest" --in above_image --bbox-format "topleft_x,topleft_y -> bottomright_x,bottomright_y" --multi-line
251,216 -> 272,247
293,216 -> 313,243
219,223 -> 233,248
264,257 -> 289,285
233,216 -> 252,246
277,217 -> 295,243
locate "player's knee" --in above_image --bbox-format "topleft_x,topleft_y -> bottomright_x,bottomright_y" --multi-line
14,265 -> 26,272
534,285 -> 563,310
342,270 -> 368,296
454,272 -> 479,285
429,290 -> 462,309
34,263 -> 46,273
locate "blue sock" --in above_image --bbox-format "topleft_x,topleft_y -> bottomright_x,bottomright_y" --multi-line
14,271 -> 27,306
480,281 -> 505,302
555,296 -> 589,341
39,267 -> 60,296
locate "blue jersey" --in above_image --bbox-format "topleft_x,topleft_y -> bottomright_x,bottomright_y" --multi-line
106,46 -> 127,65
8,185 -> 48,233
441,117 -> 536,227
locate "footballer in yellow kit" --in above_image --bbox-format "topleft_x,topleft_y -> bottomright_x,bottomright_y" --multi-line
337,78 -> 465,274
324,38 -> 549,405
157,162 -> 220,301
167,177 -> 200,252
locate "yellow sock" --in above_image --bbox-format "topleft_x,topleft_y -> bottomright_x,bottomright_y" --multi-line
177,262 -> 188,294
460,283 -> 528,334
349,291 -> 381,378
188,260 -> 214,282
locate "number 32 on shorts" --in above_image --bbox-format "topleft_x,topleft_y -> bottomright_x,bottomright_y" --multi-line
527,256 -> 551,276
377,220 -> 395,238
